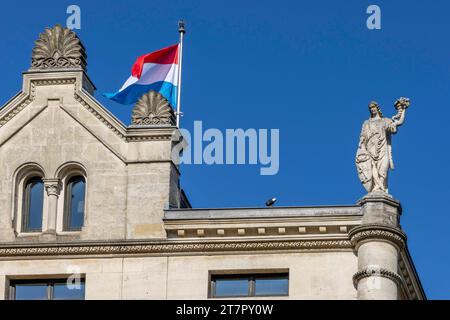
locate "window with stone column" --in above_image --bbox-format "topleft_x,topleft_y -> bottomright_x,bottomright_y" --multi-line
63,175 -> 86,231
55,163 -> 87,233
12,163 -> 47,235
43,178 -> 62,234
22,176 -> 44,232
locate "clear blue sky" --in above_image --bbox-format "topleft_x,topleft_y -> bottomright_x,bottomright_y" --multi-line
1,0 -> 449,299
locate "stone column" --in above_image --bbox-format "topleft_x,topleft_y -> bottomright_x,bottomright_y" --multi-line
349,192 -> 406,300
43,178 -> 62,234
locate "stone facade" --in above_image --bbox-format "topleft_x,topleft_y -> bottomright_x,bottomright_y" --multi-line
0,25 -> 425,300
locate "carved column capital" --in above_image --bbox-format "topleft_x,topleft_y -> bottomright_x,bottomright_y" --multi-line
43,178 -> 62,197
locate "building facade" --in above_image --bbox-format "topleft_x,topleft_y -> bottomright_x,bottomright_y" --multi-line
0,25 -> 425,300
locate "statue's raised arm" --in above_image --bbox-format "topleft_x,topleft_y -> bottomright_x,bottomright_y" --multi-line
392,97 -> 410,127
355,98 -> 411,194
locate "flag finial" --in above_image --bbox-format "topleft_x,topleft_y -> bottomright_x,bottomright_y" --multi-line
178,19 -> 186,34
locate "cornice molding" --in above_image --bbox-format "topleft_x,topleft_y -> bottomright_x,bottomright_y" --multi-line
0,96 -> 34,128
166,223 -> 357,239
126,134 -> 174,142
398,251 -> 425,300
0,238 -> 353,258
31,78 -> 77,86
348,224 -> 406,250
74,93 -> 127,141
75,92 -> 176,142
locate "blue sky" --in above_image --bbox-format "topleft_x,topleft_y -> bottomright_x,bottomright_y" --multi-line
1,0 -> 449,299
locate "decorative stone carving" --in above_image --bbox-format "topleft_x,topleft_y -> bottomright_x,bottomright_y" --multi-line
0,239 -> 353,257
356,98 -> 410,193
353,267 -> 403,288
30,24 -> 87,71
131,91 -> 176,126
348,224 -> 407,250
43,179 -> 62,196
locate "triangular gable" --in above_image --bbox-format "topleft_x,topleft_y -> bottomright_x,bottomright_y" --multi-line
0,71 -> 129,162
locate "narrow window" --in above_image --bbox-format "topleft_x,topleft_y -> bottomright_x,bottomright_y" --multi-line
10,279 -> 85,300
22,177 -> 44,232
210,273 -> 289,298
64,176 -> 86,231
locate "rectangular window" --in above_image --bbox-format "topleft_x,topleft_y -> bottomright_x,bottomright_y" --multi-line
210,272 -> 289,298
9,279 -> 85,300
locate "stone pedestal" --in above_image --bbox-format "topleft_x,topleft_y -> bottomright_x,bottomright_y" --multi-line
350,192 -> 406,300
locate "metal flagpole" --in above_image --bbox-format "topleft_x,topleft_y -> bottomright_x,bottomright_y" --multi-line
176,20 -> 185,127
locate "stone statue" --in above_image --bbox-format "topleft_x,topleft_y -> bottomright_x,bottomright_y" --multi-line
356,98 -> 410,193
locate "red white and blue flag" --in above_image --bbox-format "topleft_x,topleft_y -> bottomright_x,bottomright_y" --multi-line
104,44 -> 179,107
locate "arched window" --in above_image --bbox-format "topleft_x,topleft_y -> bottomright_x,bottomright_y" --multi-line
22,177 -> 44,232
64,176 -> 86,231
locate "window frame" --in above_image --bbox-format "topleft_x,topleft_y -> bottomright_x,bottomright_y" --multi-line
9,278 -> 85,300
209,272 -> 289,298
63,175 -> 86,231
21,176 -> 44,233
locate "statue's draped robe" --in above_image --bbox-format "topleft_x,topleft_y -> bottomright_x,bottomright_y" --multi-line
356,117 -> 397,192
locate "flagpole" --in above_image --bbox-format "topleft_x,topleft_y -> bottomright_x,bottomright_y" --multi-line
176,20 -> 185,127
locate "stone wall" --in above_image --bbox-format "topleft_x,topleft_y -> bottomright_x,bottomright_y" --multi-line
0,252 -> 358,300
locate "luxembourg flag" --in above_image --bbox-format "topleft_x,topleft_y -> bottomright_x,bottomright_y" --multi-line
104,44 -> 179,107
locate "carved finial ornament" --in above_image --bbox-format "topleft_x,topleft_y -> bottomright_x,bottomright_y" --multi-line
131,91 -> 176,126
30,24 -> 87,71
